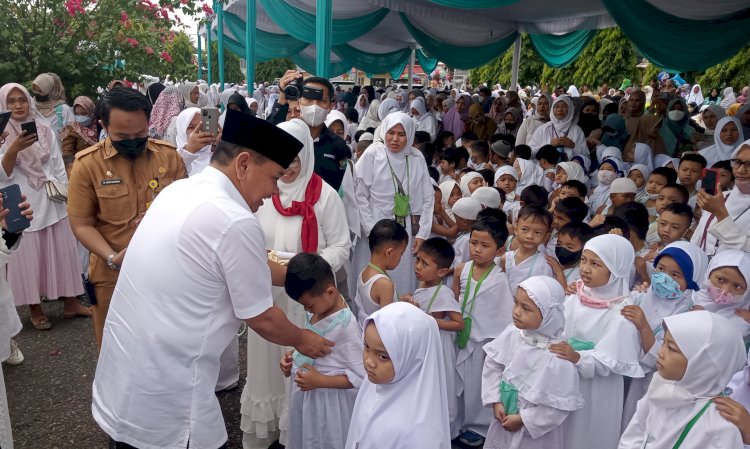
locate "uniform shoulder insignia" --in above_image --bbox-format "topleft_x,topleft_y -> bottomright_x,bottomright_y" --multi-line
74,142 -> 104,159
149,138 -> 177,151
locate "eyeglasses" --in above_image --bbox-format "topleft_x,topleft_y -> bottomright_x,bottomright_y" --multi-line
730,159 -> 750,171
286,158 -> 301,170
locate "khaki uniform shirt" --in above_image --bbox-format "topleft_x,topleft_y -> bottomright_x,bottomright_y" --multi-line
67,138 -> 188,287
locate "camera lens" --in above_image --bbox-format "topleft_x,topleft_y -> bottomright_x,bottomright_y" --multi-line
284,85 -> 300,100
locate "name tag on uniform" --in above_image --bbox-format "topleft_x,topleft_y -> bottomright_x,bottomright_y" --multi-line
101,179 -> 123,186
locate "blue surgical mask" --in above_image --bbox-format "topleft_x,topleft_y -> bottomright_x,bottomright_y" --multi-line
75,115 -> 91,126
651,271 -> 683,299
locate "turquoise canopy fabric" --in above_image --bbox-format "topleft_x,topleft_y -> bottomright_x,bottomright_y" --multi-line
426,0 -> 519,8
259,0 -> 389,46
292,53 -> 352,77
601,0 -> 750,72
416,49 -> 438,74
224,12 -> 309,60
389,59 -> 409,81
332,45 -> 413,77
400,13 -> 518,69
529,30 -> 597,68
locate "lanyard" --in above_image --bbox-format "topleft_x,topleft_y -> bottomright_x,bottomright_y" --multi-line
368,262 -> 398,299
699,193 -> 750,253
461,262 -> 495,317
671,400 -> 712,449
426,284 -> 442,313
385,153 -> 410,197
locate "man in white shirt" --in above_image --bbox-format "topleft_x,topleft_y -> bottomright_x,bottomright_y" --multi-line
92,109 -> 334,449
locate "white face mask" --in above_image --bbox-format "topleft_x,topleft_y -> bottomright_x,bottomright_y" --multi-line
597,170 -> 619,185
75,115 -> 91,126
668,110 -> 685,121
300,104 -> 328,128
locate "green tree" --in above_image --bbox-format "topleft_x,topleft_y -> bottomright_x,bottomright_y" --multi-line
697,46 -> 750,91
469,36 -> 544,88
0,0 -> 212,98
165,31 -> 199,81
254,58 -> 295,85
202,40 -> 244,84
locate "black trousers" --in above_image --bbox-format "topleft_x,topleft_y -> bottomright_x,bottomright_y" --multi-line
109,438 -> 228,449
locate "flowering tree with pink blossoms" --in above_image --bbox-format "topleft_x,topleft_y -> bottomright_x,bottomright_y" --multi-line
0,0 -> 217,97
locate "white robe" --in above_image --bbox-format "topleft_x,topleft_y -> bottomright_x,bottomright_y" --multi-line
528,121 -> 587,158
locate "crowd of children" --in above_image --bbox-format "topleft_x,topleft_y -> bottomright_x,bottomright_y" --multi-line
273,109 -> 750,449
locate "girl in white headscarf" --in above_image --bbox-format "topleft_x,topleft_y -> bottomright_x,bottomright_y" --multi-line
410,97 -> 438,141
459,171 -> 486,197
174,107 -> 215,176
588,158 -> 623,216
482,276 -> 583,449
495,166 -> 521,224
621,241 -> 708,430
721,87 -> 737,109
358,99 -> 381,131
548,234 -> 644,449
345,302 -> 451,448
354,94 -> 369,124
691,249 -> 750,337
439,180 -> 461,222
699,116 -> 744,167
549,161 -> 588,204
627,164 -> 652,204
687,84 -> 704,106
353,112 -> 434,295
241,119 -> 351,448
619,310 -> 746,449
514,158 -> 545,193
528,96 -> 587,157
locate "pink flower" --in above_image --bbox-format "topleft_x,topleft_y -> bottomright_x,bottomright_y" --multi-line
126,38 -> 139,47
160,9 -> 169,18
146,47 -> 154,55
161,51 -> 172,63
64,0 -> 85,16
119,10 -> 128,23
201,3 -> 213,15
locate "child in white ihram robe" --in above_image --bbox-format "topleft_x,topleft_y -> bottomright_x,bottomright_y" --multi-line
353,113 -> 434,296
482,276 -> 583,449
556,234 -> 644,449
619,310 -> 746,449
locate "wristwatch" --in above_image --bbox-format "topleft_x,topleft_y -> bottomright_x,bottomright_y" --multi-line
106,252 -> 119,270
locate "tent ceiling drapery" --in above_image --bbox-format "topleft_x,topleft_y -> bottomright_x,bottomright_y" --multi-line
212,0 -> 750,81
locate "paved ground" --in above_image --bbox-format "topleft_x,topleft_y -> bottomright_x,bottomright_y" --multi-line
5,299 -> 248,449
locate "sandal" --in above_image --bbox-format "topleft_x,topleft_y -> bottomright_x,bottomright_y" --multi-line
30,316 -> 52,330
63,306 -> 92,319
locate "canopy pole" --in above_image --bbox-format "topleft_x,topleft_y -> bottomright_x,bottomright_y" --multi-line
510,35 -> 521,92
197,31 -> 203,81
315,0 -> 332,78
216,0 -> 225,90
206,23 -> 213,85
245,0 -> 256,93
408,47 -> 414,90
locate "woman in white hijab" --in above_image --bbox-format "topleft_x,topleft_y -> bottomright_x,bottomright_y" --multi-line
551,234 -> 644,449
354,94 -> 369,124
174,107 -> 215,176
240,119 -> 351,448
692,140 -> 750,256
353,112 -> 434,295
345,302 -> 451,449
721,87 -> 737,110
482,276 -> 584,449
528,96 -> 587,157
516,94 -> 551,146
410,97 -> 438,141
178,81 -> 204,108
687,84 -> 704,106
699,116 -> 744,167
358,99 -> 381,131
619,310 -> 745,449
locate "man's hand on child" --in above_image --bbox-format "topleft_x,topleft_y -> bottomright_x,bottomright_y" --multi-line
295,364 -> 324,391
565,281 -> 577,295
493,402 -> 506,422
549,341 -> 581,364
501,414 -> 523,432
280,351 -> 293,377
714,397 -> 750,444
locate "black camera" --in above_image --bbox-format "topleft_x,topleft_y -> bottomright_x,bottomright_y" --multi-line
284,78 -> 303,100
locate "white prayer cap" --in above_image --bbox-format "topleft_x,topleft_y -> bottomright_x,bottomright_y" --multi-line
452,197 -> 482,220
609,178 -> 637,194
471,187 -> 501,209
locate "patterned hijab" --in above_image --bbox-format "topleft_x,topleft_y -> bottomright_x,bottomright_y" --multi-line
148,86 -> 184,139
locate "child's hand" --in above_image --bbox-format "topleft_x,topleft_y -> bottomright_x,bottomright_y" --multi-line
589,214 -> 606,228
714,397 -> 750,444
280,351 -> 293,377
501,414 -> 523,432
634,281 -> 650,293
546,255 -> 563,274
621,305 -> 649,331
493,402 -> 506,422
692,304 -> 705,311
295,364 -> 323,391
736,309 -> 750,324
399,294 -> 419,308
565,281 -> 577,295
549,341 -> 581,364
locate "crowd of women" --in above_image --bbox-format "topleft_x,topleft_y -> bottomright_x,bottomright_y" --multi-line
1,67 -> 750,449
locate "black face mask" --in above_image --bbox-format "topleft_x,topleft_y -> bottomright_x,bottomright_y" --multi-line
504,121 -> 516,130
555,246 -> 582,266
111,137 -> 148,160
34,93 -> 50,102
